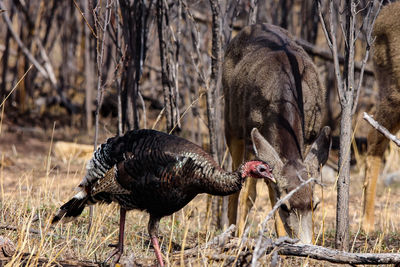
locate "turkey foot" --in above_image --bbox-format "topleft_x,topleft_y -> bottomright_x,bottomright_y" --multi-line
104,243 -> 123,264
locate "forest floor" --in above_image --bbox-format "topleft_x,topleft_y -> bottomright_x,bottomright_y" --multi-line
1,118 -> 400,266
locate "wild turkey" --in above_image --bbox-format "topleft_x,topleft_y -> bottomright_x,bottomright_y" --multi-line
52,129 -> 275,266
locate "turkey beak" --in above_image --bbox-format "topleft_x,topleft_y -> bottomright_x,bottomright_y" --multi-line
266,174 -> 276,184
257,165 -> 276,183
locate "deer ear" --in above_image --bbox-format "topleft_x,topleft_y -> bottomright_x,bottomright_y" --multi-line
251,128 -> 283,176
305,126 -> 331,171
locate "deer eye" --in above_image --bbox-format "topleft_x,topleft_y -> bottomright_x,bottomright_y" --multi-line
280,203 -> 290,212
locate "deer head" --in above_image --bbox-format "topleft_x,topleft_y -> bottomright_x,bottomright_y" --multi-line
251,126 -> 331,243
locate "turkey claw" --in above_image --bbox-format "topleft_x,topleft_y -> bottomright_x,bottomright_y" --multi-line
104,245 -> 123,265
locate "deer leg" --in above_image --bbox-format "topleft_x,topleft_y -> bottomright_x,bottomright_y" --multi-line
236,149 -> 259,237
227,138 -> 245,229
267,182 -> 287,237
362,104 -> 400,233
237,178 -> 257,236
105,207 -> 126,264
228,193 -> 239,226
362,153 -> 382,233
148,215 -> 164,267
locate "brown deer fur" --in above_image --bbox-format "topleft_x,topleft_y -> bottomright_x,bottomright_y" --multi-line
362,1 -> 400,233
223,23 -> 331,243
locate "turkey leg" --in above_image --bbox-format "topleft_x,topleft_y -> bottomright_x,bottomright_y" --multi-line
148,215 -> 164,266
105,207 -> 126,263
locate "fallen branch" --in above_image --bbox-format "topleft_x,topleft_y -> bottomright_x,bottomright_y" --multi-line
261,238 -> 400,265
178,229 -> 400,265
363,112 -> 400,147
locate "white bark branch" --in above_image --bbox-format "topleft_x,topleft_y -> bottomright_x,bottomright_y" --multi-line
265,239 -> 400,265
363,112 -> 400,147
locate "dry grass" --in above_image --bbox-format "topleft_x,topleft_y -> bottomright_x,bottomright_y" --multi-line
1,118 -> 400,266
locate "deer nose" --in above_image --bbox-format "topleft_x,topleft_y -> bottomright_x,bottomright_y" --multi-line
313,196 -> 320,211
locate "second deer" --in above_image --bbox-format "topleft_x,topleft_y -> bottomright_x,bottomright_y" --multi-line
223,23 -> 331,243
362,1 -> 400,233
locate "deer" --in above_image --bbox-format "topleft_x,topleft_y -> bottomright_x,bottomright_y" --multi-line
223,23 -> 331,243
362,1 -> 400,233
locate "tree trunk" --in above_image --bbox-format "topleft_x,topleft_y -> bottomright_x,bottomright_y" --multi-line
335,94 -> 352,251
335,0 -> 356,251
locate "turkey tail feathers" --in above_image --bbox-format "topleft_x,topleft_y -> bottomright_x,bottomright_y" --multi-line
51,191 -> 88,224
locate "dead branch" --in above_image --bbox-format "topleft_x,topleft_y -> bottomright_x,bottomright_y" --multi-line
363,112 -> 400,147
253,237 -> 400,265
177,224 -> 400,265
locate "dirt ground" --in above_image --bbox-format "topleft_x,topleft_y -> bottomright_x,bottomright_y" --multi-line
1,119 -> 400,266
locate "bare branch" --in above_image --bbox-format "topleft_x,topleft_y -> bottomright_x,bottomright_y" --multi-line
317,0 -> 344,102
352,0 -> 383,115
248,0 -> 258,25
295,38 -> 374,75
89,0 -> 113,234
363,112 -> 400,147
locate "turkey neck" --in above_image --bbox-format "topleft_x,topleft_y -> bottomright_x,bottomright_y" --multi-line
199,164 -> 245,196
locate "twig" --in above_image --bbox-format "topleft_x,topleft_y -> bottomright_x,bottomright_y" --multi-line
317,0 -> 344,103
72,0 -> 97,38
0,65 -> 32,109
89,0 -> 113,234
363,112 -> 400,147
